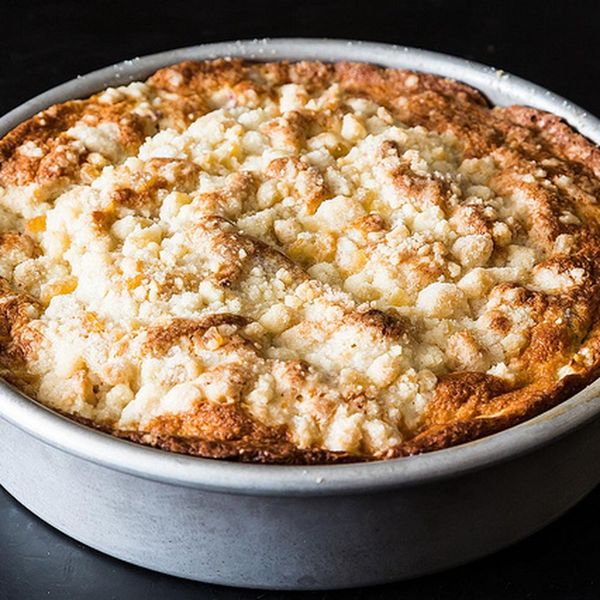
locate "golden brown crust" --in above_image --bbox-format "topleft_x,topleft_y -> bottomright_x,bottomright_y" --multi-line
392,361 -> 600,457
2,58 -> 600,464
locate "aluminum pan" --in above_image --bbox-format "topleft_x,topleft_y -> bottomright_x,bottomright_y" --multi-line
1,38 -> 599,497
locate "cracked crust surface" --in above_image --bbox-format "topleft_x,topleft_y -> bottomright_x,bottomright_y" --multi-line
1,58 -> 600,463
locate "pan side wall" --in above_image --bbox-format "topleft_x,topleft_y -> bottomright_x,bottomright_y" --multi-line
1,416 -> 599,589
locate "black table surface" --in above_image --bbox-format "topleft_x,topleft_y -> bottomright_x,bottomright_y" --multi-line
1,1 -> 600,598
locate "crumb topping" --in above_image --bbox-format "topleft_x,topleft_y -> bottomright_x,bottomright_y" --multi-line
1,59 -> 600,462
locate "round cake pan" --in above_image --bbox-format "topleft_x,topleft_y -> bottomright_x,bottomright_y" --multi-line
1,39 -> 600,590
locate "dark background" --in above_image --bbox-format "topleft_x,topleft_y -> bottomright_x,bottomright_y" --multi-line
1,0 -> 600,598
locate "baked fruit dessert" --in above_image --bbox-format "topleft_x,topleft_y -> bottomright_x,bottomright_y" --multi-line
1,59 -> 599,463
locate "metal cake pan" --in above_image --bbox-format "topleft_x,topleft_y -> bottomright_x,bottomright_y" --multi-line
1,39 -> 600,590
